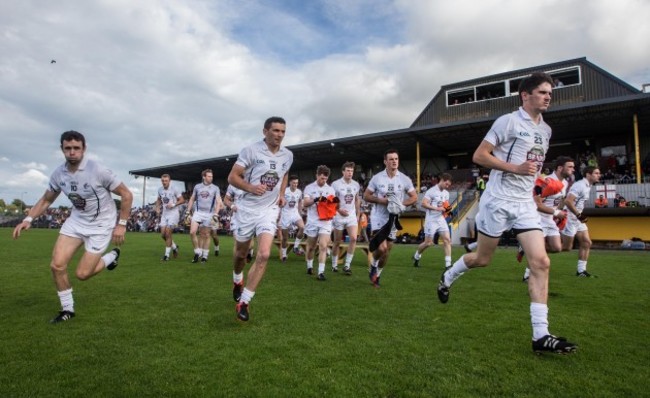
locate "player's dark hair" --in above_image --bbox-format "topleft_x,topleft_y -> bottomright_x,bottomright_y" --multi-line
439,172 -> 452,182
518,72 -> 554,101
289,175 -> 299,182
264,116 -> 286,130
202,169 -> 213,177
342,161 -> 355,171
161,173 -> 171,179
554,156 -> 574,170
60,130 -> 86,148
316,165 -> 330,176
384,148 -> 399,160
583,166 -> 599,177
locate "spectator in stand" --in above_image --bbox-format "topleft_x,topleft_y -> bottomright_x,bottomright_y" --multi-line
616,153 -> 628,174
602,168 -> 617,182
614,194 -> 626,208
619,169 -> 634,184
594,195 -> 608,208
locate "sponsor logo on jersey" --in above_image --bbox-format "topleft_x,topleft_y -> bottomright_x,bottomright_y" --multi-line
260,171 -> 280,191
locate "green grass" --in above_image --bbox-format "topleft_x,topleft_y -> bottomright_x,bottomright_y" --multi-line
1,228 -> 648,397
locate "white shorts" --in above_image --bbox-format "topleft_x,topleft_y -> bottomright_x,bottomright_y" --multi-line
332,214 -> 358,231
60,218 -> 113,254
562,216 -> 588,237
424,215 -> 449,237
279,212 -> 303,230
191,211 -> 213,227
160,211 -> 180,228
475,191 -> 541,238
233,206 -> 280,242
305,221 -> 333,238
540,215 -> 560,237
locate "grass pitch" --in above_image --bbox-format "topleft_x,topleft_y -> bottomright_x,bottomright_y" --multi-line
1,228 -> 648,397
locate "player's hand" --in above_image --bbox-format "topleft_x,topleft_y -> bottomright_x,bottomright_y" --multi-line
12,221 -> 31,239
339,209 -> 349,217
112,225 -> 126,246
250,184 -> 267,196
166,203 -> 174,209
277,196 -> 286,207
515,161 -> 538,176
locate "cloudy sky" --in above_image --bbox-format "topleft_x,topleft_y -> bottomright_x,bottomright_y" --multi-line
2,0 -> 649,208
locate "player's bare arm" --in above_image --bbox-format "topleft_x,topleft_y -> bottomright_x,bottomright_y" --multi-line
12,190 -> 59,239
563,193 -> 580,217
533,195 -> 555,215
473,140 -> 537,176
112,183 -> 133,245
403,190 -> 418,207
363,188 -> 388,206
228,164 -> 266,196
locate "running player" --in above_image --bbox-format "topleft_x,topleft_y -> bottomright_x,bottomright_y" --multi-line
155,174 -> 185,261
228,116 -> 293,321
13,130 -> 133,323
363,149 -> 417,287
561,166 -> 601,277
279,175 -> 305,261
437,72 -> 578,354
330,161 -> 361,275
303,165 -> 337,280
185,169 -> 222,263
413,173 -> 453,269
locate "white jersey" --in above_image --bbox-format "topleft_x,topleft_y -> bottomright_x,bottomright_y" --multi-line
158,185 -> 183,216
540,172 -> 568,220
567,178 -> 592,215
303,181 -> 335,224
483,107 -> 551,201
423,184 -> 450,220
234,139 -> 293,211
225,184 -> 244,203
281,187 -> 302,219
367,170 -> 415,227
331,178 -> 360,218
48,157 -> 121,230
191,183 -> 220,213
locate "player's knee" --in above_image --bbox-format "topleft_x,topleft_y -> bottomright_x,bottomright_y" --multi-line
50,261 -> 67,274
75,268 -> 93,281
348,235 -> 357,244
255,248 -> 271,263
529,255 -> 551,272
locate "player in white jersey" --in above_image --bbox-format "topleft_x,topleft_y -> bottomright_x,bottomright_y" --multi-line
413,173 -> 453,269
562,166 -> 601,277
521,157 -> 574,281
155,174 -> 185,261
279,175 -> 305,261
330,162 -> 361,275
438,73 -> 578,354
363,149 -> 417,287
13,131 -> 133,324
228,116 -> 293,321
303,165 -> 337,280
185,169 -> 222,264
224,184 -> 255,263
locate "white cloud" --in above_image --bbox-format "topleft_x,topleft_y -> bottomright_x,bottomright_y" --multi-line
1,0 -> 648,207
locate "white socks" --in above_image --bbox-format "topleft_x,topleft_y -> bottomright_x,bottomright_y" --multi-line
530,302 -> 550,340
58,288 -> 74,313
444,256 -> 469,287
241,288 -> 255,304
577,260 -> 587,273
